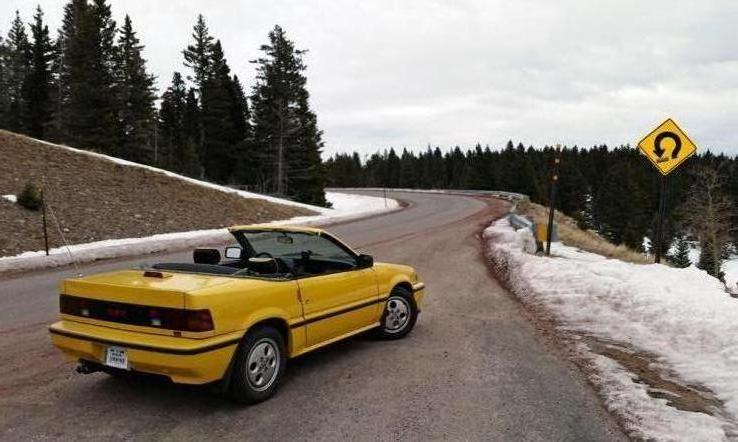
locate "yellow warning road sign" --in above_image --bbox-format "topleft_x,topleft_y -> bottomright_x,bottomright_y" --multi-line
637,118 -> 697,175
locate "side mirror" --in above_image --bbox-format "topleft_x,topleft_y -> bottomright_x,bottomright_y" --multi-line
224,246 -> 243,260
356,253 -> 374,268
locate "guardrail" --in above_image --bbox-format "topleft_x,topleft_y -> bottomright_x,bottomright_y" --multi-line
326,188 -> 528,202
507,213 -> 534,230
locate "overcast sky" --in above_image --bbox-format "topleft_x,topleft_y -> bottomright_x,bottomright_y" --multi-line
2,0 -> 737,157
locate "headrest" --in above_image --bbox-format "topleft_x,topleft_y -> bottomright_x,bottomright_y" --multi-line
193,248 -> 221,265
247,257 -> 279,274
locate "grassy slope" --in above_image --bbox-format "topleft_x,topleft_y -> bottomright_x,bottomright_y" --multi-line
517,200 -> 650,264
0,130 -> 315,256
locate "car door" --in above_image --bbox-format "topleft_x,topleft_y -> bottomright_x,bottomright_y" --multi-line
296,237 -> 380,347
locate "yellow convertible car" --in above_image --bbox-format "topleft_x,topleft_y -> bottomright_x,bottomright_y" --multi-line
49,225 -> 425,403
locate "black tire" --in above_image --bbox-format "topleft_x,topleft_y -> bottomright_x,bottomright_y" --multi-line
376,286 -> 418,340
229,326 -> 286,404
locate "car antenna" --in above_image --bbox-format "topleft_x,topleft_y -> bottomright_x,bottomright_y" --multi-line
41,176 -> 83,277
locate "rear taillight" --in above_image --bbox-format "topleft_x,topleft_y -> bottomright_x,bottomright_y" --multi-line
150,308 -> 214,332
60,295 -> 214,332
60,296 -> 92,317
185,309 -> 214,332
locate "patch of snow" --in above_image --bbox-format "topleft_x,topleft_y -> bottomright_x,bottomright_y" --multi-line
1,228 -> 234,273
2,194 -> 17,203
485,219 -> 738,440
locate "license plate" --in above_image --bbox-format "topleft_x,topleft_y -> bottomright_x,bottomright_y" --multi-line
104,346 -> 129,370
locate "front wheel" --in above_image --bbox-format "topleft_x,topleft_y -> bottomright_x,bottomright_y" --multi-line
229,326 -> 286,404
376,287 -> 418,339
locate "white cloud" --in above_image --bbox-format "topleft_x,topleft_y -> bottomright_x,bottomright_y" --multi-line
2,0 -> 736,156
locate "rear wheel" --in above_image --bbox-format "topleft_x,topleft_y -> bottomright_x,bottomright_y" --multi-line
229,326 -> 286,404
376,286 -> 418,339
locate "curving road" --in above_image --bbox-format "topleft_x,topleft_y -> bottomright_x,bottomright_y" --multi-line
0,191 -> 625,441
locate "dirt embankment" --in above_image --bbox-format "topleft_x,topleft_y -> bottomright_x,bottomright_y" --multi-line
0,131 -> 315,256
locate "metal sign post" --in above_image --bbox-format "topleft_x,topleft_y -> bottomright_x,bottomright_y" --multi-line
654,175 -> 668,263
637,118 -> 697,263
40,187 -> 50,256
545,146 -> 561,256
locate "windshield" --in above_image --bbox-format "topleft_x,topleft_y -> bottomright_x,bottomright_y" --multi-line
236,230 -> 357,266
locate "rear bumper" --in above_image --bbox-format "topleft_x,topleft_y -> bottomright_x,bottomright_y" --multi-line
49,321 -> 240,384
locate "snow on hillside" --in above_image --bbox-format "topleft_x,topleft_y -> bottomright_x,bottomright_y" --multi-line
485,219 -> 738,440
0,191 -> 399,274
0,138 -> 400,273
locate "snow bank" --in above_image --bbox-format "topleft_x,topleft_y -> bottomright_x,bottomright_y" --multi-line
0,191 -> 399,274
667,239 -> 738,294
485,219 -> 738,440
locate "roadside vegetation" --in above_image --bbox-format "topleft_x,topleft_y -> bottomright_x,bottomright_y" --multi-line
516,200 -> 651,264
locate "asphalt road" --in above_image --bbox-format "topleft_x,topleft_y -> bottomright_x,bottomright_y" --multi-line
0,191 -> 625,441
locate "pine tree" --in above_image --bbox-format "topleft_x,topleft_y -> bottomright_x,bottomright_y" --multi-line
113,15 -> 156,163
668,236 -> 692,268
23,6 -> 54,138
182,14 -> 214,91
181,14 -> 215,165
58,0 -> 118,151
466,143 -> 492,190
47,28 -> 66,141
52,0 -> 84,140
250,25 -> 326,205
230,75 -> 258,186
697,238 -> 726,281
399,148 -> 417,188
159,72 -> 200,175
594,152 -> 652,249
86,0 -> 117,150
182,87 -> 203,176
229,75 -> 250,142
0,34 -> 9,128
4,10 -> 31,133
199,41 -> 240,182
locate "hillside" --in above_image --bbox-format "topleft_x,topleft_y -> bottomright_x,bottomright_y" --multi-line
0,130 -> 315,257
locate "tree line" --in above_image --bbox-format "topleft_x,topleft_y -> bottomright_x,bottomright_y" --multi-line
325,143 -> 738,279
0,1 -> 327,206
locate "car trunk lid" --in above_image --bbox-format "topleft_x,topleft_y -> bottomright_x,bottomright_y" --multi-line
59,269 -> 232,335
